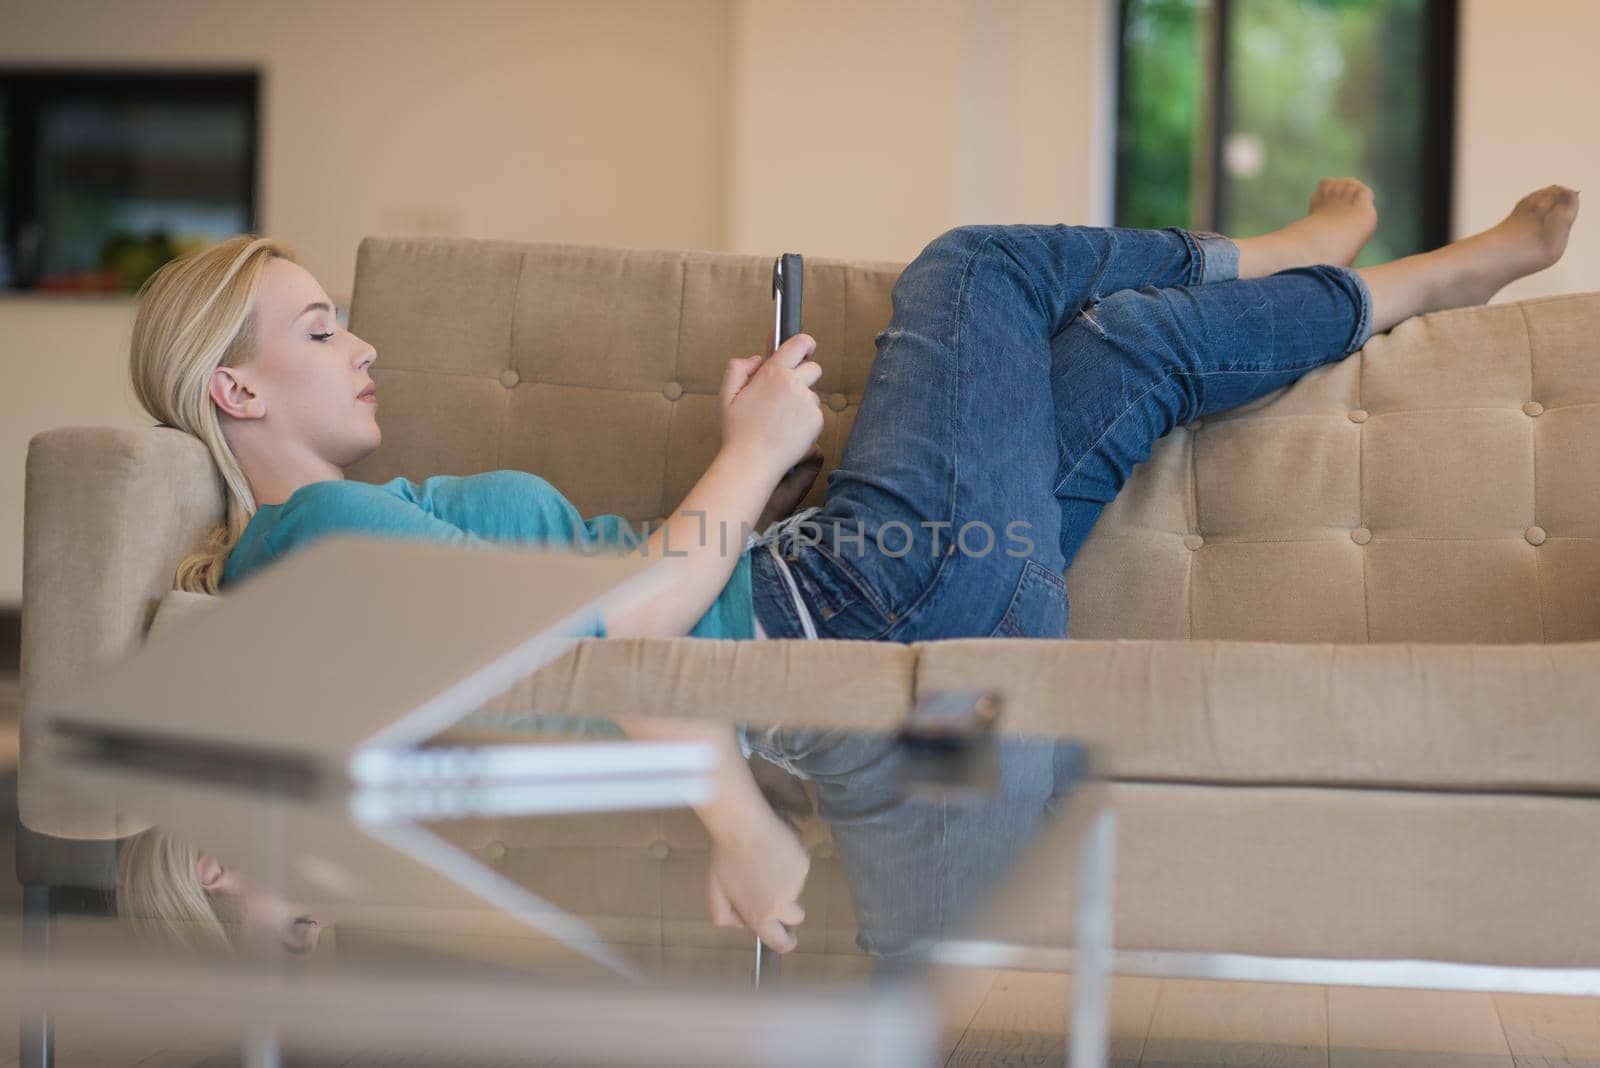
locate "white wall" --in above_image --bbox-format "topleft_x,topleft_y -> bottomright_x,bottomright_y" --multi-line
0,0 -> 733,605
2,0 -> 1596,605
725,0 -> 1115,262
0,0 -> 733,291
0,298 -> 149,620
725,0 -> 1600,276
1454,0 -> 1600,300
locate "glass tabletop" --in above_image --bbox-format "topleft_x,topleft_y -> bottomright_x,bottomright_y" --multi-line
7,704 -> 1113,1067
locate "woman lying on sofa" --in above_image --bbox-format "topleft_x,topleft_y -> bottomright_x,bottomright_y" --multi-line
128,180 -> 1579,956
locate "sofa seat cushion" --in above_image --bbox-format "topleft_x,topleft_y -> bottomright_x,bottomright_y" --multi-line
150,593 -> 1600,793
916,638 -> 1600,793
470,634 -> 916,731
146,588 -> 918,733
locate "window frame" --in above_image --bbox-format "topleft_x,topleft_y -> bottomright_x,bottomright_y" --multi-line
1112,0 -> 1460,252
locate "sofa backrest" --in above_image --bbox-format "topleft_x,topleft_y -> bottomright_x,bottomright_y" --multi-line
343,237 -> 894,529
347,236 -> 1600,645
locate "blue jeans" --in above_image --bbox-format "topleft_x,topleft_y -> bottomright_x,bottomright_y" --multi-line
745,725 -> 1088,964
749,223 -> 1373,642
742,224 -> 1372,962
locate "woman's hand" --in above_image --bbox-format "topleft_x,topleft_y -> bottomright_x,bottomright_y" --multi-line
719,333 -> 825,484
705,802 -> 811,953
605,338 -> 820,638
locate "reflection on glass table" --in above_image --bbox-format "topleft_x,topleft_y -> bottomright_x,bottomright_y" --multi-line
15,710 -> 1112,1068
17,540 -> 1114,1065
116,825 -> 322,958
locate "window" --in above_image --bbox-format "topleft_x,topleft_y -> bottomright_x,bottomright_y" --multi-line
1115,0 -> 1457,265
0,69 -> 259,293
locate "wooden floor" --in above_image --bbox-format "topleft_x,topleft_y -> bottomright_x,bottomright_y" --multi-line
0,970 -> 1597,1066
939,971 -> 1600,1067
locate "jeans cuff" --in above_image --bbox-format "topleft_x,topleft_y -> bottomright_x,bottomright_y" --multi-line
1188,229 -> 1241,284
1338,266 -> 1376,353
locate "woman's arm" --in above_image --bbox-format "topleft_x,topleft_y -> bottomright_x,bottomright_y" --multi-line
602,335 -> 824,948
605,334 -> 824,639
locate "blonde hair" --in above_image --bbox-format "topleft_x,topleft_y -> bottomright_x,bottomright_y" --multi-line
130,235 -> 296,593
116,828 -> 233,953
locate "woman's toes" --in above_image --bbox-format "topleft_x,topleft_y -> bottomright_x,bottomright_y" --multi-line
1300,177 -> 1378,265
1505,185 -> 1580,269
1310,177 -> 1377,216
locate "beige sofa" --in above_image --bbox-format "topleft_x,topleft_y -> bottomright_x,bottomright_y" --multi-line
21,234 -> 1600,969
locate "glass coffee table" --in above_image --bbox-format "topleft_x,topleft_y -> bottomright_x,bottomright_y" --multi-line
8,706 -> 1114,1068
11,540 -> 1115,1066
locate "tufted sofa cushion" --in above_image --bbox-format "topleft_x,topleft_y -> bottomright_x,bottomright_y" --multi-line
1069,292 -> 1600,643
343,238 -> 899,528
345,237 -> 1600,644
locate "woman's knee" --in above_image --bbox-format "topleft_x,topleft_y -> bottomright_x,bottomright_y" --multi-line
924,224 -> 1003,259
895,225 -> 1042,326
899,225 -> 1009,290
901,225 -> 981,281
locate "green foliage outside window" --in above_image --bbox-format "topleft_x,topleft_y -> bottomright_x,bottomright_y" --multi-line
1117,0 -> 1204,235
1117,0 -> 1445,266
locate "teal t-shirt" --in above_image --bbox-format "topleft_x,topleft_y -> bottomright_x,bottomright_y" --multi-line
221,471 -> 756,640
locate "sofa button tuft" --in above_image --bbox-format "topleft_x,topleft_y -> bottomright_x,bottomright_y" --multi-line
1351,526 -> 1372,545
1526,526 -> 1547,546
647,840 -> 671,861
828,392 -> 848,412
498,369 -> 520,389
1348,409 -> 1369,424
1523,401 -> 1545,417
1183,533 -> 1204,551
484,840 -> 508,864
662,381 -> 684,401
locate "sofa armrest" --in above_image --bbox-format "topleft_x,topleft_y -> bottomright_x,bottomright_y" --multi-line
20,426 -> 224,839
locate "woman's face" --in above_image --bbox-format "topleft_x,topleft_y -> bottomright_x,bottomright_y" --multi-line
212,256 -> 381,469
197,852 -> 321,955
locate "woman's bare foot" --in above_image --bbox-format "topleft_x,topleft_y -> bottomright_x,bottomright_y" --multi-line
1446,185 -> 1582,305
1356,184 -> 1580,335
1235,177 -> 1379,277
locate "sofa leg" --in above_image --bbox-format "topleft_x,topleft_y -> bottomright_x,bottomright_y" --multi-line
21,884 -> 54,1068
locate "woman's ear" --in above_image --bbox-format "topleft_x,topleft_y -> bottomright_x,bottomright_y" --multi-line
195,853 -> 227,891
209,366 -> 263,420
